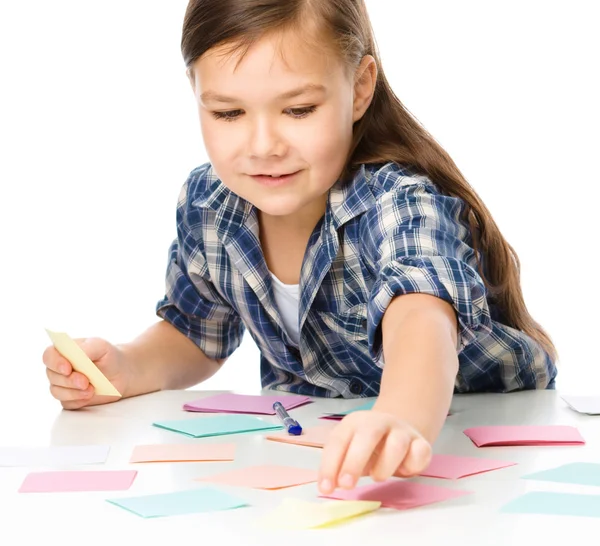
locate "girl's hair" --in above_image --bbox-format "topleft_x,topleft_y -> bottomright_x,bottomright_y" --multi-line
181,0 -> 557,361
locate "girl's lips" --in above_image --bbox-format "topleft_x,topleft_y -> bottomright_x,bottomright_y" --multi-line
250,171 -> 300,187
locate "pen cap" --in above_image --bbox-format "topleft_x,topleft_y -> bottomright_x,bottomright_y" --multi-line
287,423 -> 302,436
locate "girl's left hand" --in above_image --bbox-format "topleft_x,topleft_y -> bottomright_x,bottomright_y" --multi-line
317,410 -> 432,494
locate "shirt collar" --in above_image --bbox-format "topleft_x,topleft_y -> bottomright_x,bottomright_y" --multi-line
191,163 -> 380,238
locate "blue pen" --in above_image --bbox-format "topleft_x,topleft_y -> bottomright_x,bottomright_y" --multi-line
273,402 -> 302,435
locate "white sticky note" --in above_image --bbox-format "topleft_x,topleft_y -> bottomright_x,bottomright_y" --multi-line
0,445 -> 110,467
561,394 -> 600,415
45,329 -> 121,397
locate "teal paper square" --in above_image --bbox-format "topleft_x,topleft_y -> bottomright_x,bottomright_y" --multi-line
501,491 -> 600,518
522,463 -> 600,487
107,487 -> 247,518
152,414 -> 283,438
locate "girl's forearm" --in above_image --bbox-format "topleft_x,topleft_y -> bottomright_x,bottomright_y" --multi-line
374,294 -> 459,443
117,320 -> 223,398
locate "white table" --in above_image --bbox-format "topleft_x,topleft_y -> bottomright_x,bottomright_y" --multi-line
1,389 -> 598,545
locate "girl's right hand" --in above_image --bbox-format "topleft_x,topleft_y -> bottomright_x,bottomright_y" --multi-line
42,337 -> 129,410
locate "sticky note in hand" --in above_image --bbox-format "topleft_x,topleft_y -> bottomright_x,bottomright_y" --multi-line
45,329 -> 121,397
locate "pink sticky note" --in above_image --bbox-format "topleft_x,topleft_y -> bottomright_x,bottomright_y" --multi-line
130,443 -> 236,463
183,393 -> 312,415
463,425 -> 585,447
321,480 -> 472,510
19,470 -> 137,493
418,454 -> 517,479
265,424 -> 336,448
196,464 -> 319,489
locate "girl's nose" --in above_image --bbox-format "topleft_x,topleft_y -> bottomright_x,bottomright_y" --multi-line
248,117 -> 287,159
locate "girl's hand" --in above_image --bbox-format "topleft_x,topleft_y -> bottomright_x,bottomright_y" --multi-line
318,409 -> 432,494
42,337 -> 129,410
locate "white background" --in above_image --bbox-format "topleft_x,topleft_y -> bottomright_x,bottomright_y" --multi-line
1,0 -> 598,410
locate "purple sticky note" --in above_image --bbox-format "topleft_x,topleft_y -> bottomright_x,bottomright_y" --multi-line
183,393 -> 312,415
19,470 -> 137,493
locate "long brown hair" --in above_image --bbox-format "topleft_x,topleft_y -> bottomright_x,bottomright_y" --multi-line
181,0 -> 557,360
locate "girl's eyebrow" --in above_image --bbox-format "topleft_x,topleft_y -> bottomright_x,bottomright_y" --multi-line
200,83 -> 327,104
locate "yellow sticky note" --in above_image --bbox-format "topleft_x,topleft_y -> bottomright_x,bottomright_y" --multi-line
256,498 -> 381,530
45,329 -> 121,397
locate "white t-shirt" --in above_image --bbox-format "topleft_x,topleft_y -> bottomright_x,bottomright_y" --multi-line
270,272 -> 301,347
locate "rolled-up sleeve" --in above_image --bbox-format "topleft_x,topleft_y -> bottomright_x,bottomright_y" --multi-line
361,181 -> 493,363
155,180 -> 245,360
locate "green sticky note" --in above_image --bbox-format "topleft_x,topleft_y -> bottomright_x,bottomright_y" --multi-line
152,415 -> 283,438
501,491 -> 600,518
522,463 -> 600,487
106,487 -> 247,518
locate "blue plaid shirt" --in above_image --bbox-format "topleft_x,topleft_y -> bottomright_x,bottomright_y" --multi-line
156,162 -> 557,397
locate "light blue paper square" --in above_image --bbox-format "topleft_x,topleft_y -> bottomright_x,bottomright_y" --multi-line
106,487 -> 248,518
325,400 -> 375,417
152,414 -> 283,438
501,491 -> 600,518
522,462 -> 600,487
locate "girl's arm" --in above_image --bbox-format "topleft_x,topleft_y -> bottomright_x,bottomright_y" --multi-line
118,319 -> 225,398
374,292 -> 458,443
318,292 -> 458,494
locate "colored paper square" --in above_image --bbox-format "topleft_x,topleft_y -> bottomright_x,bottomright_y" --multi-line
321,479 -> 472,510
522,462 -> 600,487
196,464 -> 318,489
152,415 -> 283,438
463,425 -> 585,447
183,393 -> 311,414
501,491 -> 600,518
265,424 -> 335,448
0,445 -> 110,467
19,470 -> 137,493
419,454 -> 516,479
106,487 -> 247,518
320,400 -> 376,420
129,443 -> 236,463
561,395 -> 600,415
257,498 -> 381,529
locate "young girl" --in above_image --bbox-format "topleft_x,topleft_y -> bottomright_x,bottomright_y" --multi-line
42,0 -> 557,494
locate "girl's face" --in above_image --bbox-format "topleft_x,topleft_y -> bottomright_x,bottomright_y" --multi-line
189,30 -> 374,220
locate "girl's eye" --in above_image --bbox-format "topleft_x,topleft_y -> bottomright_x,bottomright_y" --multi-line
210,105 -> 317,122
286,106 -> 317,118
211,109 -> 243,122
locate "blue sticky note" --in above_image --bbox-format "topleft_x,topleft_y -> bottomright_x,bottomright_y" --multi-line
345,400 -> 376,414
152,414 -> 283,438
522,463 -> 600,487
106,487 -> 248,518
325,400 -> 375,418
501,491 -> 600,518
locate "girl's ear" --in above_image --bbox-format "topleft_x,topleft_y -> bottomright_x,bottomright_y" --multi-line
352,55 -> 377,123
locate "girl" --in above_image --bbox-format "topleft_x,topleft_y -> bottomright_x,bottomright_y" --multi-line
42,0 -> 557,494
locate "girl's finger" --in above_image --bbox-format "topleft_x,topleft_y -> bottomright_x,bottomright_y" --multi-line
336,423 -> 388,489
369,427 -> 411,482
318,423 -> 354,494
61,399 -> 93,411
395,437 -> 432,477
49,384 -> 94,403
42,346 -> 73,375
46,369 -> 90,390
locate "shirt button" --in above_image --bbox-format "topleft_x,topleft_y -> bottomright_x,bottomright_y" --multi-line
349,379 -> 363,395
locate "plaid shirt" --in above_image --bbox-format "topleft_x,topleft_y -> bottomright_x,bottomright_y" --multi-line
156,162 -> 557,398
